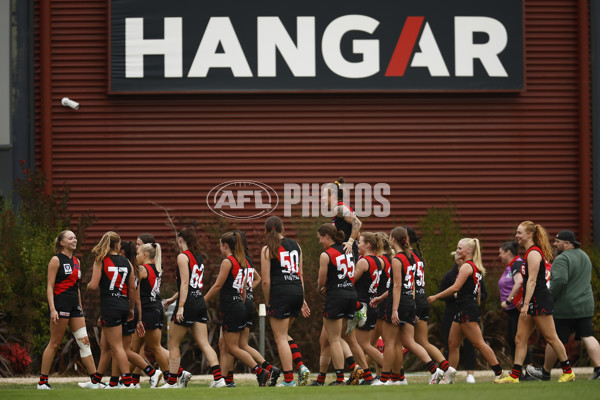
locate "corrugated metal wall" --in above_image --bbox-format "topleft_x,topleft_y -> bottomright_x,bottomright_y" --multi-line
34,0 -> 591,269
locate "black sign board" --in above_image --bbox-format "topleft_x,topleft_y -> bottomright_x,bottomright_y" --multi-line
109,0 -> 523,93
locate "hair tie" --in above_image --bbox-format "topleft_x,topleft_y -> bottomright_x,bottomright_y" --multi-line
334,180 -> 340,187
151,243 -> 157,248
400,237 -> 408,246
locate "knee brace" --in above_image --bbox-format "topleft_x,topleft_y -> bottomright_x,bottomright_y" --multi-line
73,327 -> 92,358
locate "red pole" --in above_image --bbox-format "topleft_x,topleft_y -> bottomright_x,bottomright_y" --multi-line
40,0 -> 53,194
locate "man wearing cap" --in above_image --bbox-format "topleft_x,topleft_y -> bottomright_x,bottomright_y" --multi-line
527,230 -> 600,380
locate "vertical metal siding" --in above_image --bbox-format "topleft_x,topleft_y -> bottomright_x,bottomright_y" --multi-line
34,0 -> 591,268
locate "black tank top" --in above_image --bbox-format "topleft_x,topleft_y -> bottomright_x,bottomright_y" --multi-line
521,245 -> 549,298
177,251 -> 204,298
221,255 -> 247,304
324,243 -> 355,293
54,253 -> 81,298
456,261 -> 482,305
139,263 -> 162,305
269,238 -> 303,288
354,255 -> 381,303
100,255 -> 131,301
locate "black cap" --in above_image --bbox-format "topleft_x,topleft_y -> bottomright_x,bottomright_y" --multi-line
556,230 -> 581,248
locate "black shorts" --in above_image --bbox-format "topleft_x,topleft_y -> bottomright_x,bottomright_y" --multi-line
245,298 -> 256,329
268,286 -> 304,319
100,298 -> 130,328
554,317 -> 594,343
52,294 -> 83,319
142,304 -> 164,330
415,294 -> 430,321
382,298 -> 416,326
453,303 -> 480,324
527,289 -> 553,316
221,301 -> 247,333
323,291 -> 357,320
357,304 -> 378,331
376,297 -> 389,321
173,294 -> 208,327
123,309 -> 139,336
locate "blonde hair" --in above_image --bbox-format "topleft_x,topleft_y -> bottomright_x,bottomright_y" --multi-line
459,238 -> 485,276
92,231 -> 120,264
519,220 -> 554,262
376,232 -> 394,257
54,230 -> 73,254
140,242 -> 162,273
361,232 -> 383,254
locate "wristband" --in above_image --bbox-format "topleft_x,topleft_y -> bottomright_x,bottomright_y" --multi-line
347,238 -> 355,245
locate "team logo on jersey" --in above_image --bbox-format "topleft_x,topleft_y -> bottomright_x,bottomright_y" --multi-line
63,263 -> 73,274
207,180 -> 279,220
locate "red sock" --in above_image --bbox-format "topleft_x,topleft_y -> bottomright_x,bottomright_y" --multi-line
425,361 -> 437,374
177,366 -> 183,378
288,340 -> 304,371
363,370 -> 373,381
253,365 -> 264,375
380,371 -> 391,382
39,374 -> 48,385
284,370 -> 294,383
262,361 -> 272,372
121,374 -> 132,386
390,372 -> 401,382
210,365 -> 223,381
336,369 -> 344,382
510,365 -> 522,379
439,360 -> 450,372
317,372 -> 326,383
225,373 -> 233,384
561,360 -> 572,374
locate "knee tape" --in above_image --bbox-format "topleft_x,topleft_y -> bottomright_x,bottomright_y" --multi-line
73,327 -> 92,358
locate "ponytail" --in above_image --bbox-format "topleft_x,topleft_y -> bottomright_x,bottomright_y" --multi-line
92,231 -> 120,264
178,227 -> 202,255
361,232 -> 381,254
54,230 -> 71,254
317,224 -> 345,245
140,242 -> 162,273
390,227 -> 411,255
376,232 -> 394,257
520,220 -> 554,262
265,216 -> 284,259
500,241 -> 519,256
221,232 -> 248,269
460,238 -> 486,276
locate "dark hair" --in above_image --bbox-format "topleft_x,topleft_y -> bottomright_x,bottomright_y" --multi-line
265,216 -> 284,259
120,240 -> 137,277
178,227 -> 201,255
138,233 -> 156,245
334,177 -> 345,202
402,226 -> 422,258
390,227 -> 410,254
500,241 -> 519,256
317,224 -> 345,245
221,231 -> 247,270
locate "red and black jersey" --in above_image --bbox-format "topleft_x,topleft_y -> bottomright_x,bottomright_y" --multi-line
221,255 -> 247,304
139,263 -> 161,305
412,251 -> 426,296
456,261 -> 482,305
245,255 -> 255,301
324,243 -> 355,293
54,253 -> 81,297
270,238 -> 303,288
521,245 -> 550,298
378,254 -> 391,297
100,255 -> 131,300
391,252 -> 417,297
177,250 -> 204,297
354,255 -> 381,303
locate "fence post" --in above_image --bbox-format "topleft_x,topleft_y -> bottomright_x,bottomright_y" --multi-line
258,303 -> 266,357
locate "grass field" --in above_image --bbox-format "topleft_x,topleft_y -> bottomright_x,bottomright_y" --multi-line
1,373 -> 598,400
